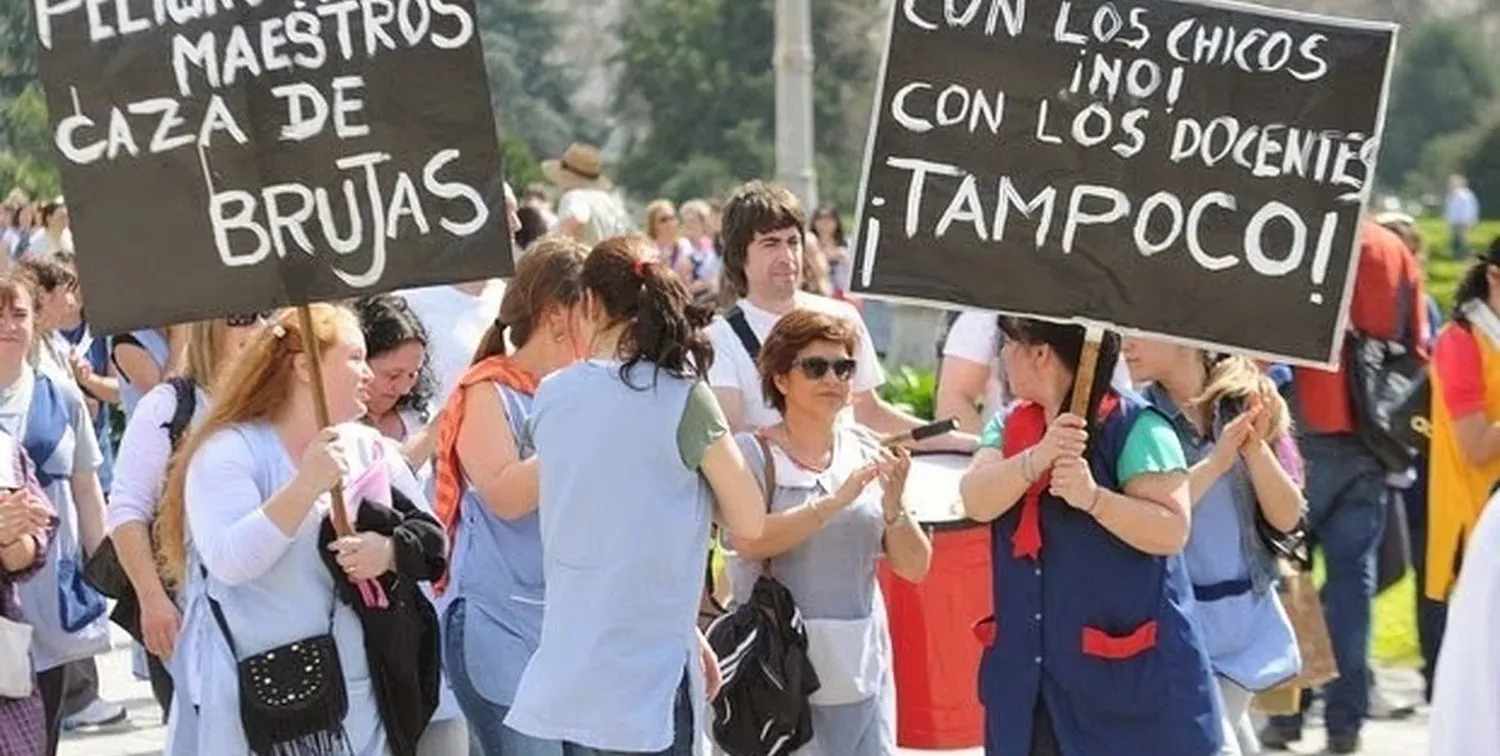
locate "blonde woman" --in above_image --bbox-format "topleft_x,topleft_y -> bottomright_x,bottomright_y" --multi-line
1122,342 -> 1305,755
156,305 -> 445,756
106,316 -> 262,718
646,199 -> 715,302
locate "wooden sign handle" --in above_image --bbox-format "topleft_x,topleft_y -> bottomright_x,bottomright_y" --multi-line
1068,325 -> 1105,419
296,304 -> 353,537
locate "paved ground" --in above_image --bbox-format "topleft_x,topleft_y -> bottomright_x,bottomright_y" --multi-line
62,627 -> 1432,756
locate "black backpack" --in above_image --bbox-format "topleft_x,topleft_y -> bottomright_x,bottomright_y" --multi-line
161,376 -> 197,449
1344,281 -> 1429,471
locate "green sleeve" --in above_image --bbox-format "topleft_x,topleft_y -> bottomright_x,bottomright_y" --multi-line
978,413 -> 1006,450
678,381 -> 730,470
1115,411 -> 1188,483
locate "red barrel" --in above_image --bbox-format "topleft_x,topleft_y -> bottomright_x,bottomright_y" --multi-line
879,452 -> 990,750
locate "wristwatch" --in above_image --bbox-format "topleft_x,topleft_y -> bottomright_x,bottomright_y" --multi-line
884,509 -> 911,527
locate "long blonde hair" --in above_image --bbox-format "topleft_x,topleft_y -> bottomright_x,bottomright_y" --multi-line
1194,354 -> 1292,440
155,304 -> 355,586
181,319 -> 236,390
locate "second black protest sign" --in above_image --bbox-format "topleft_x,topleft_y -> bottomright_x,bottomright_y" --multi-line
851,0 -> 1397,366
34,0 -> 509,334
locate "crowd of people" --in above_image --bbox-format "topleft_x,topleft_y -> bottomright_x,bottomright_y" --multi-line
0,140 -> 1495,756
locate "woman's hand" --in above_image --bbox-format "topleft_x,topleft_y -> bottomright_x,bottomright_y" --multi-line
1035,414 -> 1088,470
878,446 -> 911,514
0,490 -> 52,547
1049,456 -> 1100,513
1209,404 -> 1259,476
296,428 -> 348,494
140,592 -> 182,660
834,461 -> 883,510
699,628 -> 723,700
70,354 -> 95,387
328,532 -> 395,581
1244,385 -> 1278,449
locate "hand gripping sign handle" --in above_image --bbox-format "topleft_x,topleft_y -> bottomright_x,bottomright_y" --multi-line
297,304 -> 353,538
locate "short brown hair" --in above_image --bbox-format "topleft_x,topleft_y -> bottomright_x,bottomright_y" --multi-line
721,181 -> 805,298
0,268 -> 38,315
20,255 -> 76,293
757,309 -> 858,414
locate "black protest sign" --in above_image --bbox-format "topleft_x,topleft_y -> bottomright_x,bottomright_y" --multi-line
33,0 -> 509,334
852,0 -> 1396,366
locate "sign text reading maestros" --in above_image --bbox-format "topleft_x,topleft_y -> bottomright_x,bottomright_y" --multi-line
36,0 -> 489,289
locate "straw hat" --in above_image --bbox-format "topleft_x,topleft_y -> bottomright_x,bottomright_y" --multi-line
542,143 -> 612,190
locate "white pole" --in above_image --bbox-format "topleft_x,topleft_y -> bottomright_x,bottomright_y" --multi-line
775,0 -> 819,213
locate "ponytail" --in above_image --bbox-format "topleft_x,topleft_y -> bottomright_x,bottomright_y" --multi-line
584,236 -> 715,388
631,261 -> 715,382
1451,259 -> 1493,325
471,320 -> 510,363
471,234 -> 588,365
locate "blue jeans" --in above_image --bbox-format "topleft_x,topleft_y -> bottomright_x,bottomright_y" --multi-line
444,600 -> 563,756
1270,435 -> 1388,739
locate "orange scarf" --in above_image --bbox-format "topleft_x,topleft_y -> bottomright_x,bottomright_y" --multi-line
432,355 -> 540,595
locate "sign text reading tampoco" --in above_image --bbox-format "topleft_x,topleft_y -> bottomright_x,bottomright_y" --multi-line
852,0 -> 1397,366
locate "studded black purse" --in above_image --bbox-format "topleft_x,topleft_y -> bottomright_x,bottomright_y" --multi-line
207,588 -> 352,756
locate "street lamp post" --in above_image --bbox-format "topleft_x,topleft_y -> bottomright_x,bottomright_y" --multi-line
775,0 -> 819,213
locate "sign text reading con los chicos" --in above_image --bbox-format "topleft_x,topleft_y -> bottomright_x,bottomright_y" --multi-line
853,0 -> 1396,365
35,0 -> 494,291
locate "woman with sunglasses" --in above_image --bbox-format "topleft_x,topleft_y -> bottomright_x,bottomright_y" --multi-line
720,309 -> 931,755
108,317 -> 261,722
959,317 -> 1219,756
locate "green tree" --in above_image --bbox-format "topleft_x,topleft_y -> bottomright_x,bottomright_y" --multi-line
612,0 -> 881,207
1378,20 -> 1496,187
1465,118 -> 1500,218
478,0 -> 596,177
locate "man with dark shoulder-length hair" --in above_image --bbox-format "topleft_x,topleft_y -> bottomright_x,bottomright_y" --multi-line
705,180 -> 975,452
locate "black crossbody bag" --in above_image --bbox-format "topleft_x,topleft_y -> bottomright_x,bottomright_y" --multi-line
206,577 -> 352,756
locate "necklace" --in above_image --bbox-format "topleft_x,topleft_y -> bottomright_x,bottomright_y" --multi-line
766,432 -> 833,474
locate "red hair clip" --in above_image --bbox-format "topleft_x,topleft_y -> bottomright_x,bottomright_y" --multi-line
633,258 -> 651,278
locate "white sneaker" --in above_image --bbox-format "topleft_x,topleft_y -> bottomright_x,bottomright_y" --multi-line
61,698 -> 128,730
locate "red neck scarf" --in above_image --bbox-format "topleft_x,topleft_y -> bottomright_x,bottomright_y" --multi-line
1001,393 -> 1120,560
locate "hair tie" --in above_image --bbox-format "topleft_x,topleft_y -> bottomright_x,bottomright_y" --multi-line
260,315 -> 286,339
633,258 -> 651,278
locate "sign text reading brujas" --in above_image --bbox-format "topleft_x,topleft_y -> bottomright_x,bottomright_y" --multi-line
852,0 -> 1397,366
34,0 -> 509,333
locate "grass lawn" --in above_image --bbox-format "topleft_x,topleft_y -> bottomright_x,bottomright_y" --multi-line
1371,571 -> 1420,665
1415,217 -> 1500,312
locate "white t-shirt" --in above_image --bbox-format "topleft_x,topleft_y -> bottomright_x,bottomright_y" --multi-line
398,281 -> 506,412
942,310 -> 1010,426
942,309 -> 1136,420
557,188 -> 633,247
706,293 -> 884,431
24,228 -> 73,260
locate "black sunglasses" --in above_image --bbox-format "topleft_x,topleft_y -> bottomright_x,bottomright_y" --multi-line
792,356 -> 856,381
225,311 -> 271,327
